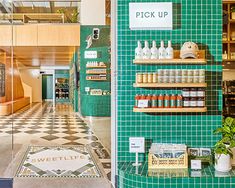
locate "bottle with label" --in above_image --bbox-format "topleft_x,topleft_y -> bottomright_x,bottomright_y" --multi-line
164,94 -> 170,108
176,95 -> 183,108
166,40 -> 174,59
146,94 -> 152,108
151,40 -> 159,59
151,95 -> 158,108
143,41 -> 151,59
197,97 -> 205,107
135,94 -> 140,108
135,41 -> 143,59
158,94 -> 164,108
182,88 -> 190,97
159,40 -> 166,59
170,94 -> 176,108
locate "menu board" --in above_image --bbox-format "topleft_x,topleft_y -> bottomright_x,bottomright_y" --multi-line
0,63 -> 5,97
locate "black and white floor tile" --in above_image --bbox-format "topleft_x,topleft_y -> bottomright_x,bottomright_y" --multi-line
0,102 -> 111,179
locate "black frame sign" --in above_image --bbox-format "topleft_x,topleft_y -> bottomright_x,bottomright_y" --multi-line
0,63 -> 5,97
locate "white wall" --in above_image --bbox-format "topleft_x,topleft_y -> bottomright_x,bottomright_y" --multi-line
223,70 -> 235,81
80,0 -> 106,25
19,69 -> 42,103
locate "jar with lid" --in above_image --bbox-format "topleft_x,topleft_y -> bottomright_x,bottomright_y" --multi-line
190,97 -> 197,108
143,73 -> 148,83
197,97 -> 205,107
182,88 -> 190,97
190,88 -> 197,97
197,88 -> 205,97
183,97 -> 190,107
147,73 -> 153,83
152,73 -> 158,83
136,73 -> 143,83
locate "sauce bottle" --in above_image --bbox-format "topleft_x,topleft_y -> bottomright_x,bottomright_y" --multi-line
164,94 -> 170,108
158,94 -> 164,108
146,94 -> 152,108
170,94 -> 176,108
151,95 -> 158,108
135,94 -> 140,108
176,95 -> 183,108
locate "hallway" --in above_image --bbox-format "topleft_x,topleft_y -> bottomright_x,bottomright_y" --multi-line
0,102 -> 111,187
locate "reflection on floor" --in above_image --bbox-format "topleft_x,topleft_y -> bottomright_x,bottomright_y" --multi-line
0,102 -> 111,187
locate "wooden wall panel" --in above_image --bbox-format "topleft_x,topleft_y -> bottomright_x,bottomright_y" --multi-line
0,25 -> 12,46
37,24 -> 80,46
13,25 -> 38,46
0,52 -> 24,103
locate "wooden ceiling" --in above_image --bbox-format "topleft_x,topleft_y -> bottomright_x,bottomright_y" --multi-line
0,46 -> 76,67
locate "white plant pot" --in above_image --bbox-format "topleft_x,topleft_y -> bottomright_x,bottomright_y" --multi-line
215,154 -> 232,172
231,147 -> 235,166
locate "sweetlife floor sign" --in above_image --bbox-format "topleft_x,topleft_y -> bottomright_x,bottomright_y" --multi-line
129,2 -> 173,30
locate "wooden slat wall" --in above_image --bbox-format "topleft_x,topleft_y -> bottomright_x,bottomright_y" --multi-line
0,52 -> 24,103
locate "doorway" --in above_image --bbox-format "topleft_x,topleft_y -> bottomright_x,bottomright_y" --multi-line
42,74 -> 53,101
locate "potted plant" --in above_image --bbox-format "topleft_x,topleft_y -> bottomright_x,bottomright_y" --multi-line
213,117 -> 235,172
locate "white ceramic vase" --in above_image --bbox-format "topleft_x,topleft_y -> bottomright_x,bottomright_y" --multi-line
215,153 -> 232,172
231,147 -> 235,166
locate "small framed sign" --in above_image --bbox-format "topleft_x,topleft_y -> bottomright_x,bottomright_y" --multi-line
129,137 -> 145,153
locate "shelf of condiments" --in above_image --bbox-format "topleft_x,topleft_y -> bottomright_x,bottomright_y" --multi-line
134,88 -> 205,109
86,61 -> 107,68
136,69 -> 205,84
55,89 -> 69,99
86,75 -> 107,81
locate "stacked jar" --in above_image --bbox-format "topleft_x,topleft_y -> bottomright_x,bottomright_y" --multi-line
158,69 -> 205,83
182,88 -> 206,108
136,72 -> 158,83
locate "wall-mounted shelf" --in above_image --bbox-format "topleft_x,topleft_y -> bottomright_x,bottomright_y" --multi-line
86,66 -> 107,68
86,71 -> 107,74
133,83 -> 207,88
86,78 -> 107,81
133,50 -> 206,65
133,107 -> 207,113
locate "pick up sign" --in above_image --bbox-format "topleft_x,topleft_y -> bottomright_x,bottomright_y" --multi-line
129,2 -> 173,30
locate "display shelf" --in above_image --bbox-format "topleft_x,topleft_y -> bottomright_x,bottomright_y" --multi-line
86,78 -> 107,81
86,72 -> 107,74
133,107 -> 207,113
133,50 -> 206,64
133,83 -> 207,88
86,65 -> 107,68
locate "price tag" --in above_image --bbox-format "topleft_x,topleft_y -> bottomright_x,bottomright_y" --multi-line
137,100 -> 149,108
85,87 -> 90,92
84,51 -> 98,59
129,137 -> 145,153
191,160 -> 202,170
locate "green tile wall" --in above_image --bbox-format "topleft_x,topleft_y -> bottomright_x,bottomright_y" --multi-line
117,0 -> 222,162
80,26 -> 111,117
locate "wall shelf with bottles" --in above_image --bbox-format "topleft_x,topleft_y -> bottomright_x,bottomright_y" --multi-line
133,83 -> 207,88
133,107 -> 207,113
133,50 -> 206,64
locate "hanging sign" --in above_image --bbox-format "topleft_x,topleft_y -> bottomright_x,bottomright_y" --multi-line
129,2 -> 173,30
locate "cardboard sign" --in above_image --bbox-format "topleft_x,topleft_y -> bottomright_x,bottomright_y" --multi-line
129,137 -> 145,153
129,2 -> 173,30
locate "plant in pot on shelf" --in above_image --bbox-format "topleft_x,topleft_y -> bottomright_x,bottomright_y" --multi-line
213,117 -> 235,172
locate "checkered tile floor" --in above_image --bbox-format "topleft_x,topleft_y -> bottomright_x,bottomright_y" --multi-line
0,102 -> 111,180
